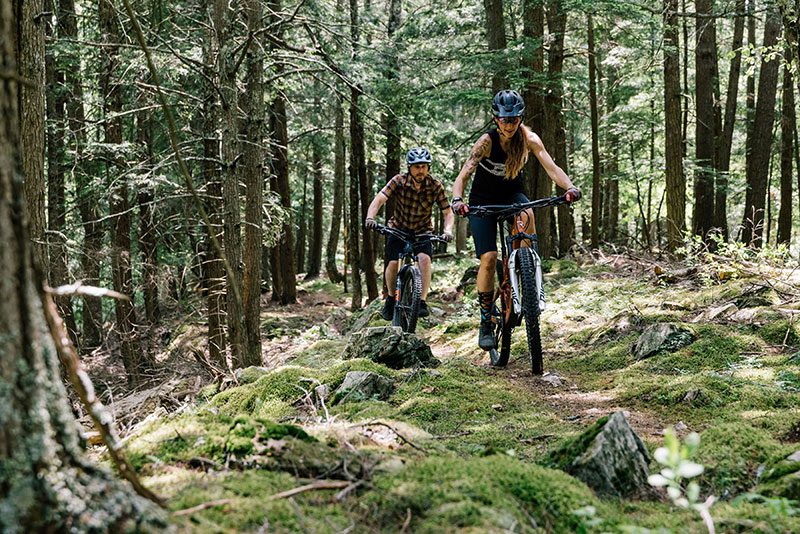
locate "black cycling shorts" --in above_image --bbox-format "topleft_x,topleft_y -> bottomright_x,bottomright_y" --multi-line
385,233 -> 433,262
468,191 -> 530,258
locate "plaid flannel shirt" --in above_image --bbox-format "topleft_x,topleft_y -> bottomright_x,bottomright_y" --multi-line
380,173 -> 450,232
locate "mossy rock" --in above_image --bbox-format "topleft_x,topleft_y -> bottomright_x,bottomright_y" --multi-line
694,422 -> 784,498
362,455 -> 603,533
757,450 -> 800,500
212,365 -> 322,416
632,323 -> 695,360
758,319 -> 800,347
643,326 -> 745,375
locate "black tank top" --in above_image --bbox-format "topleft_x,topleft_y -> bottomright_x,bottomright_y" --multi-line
469,129 -> 524,204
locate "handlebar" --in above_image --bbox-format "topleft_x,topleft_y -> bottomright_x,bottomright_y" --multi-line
367,223 -> 450,245
465,194 -> 569,218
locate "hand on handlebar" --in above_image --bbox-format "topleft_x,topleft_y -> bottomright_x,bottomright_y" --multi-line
452,198 -> 469,216
441,231 -> 453,243
365,217 -> 378,229
565,187 -> 582,203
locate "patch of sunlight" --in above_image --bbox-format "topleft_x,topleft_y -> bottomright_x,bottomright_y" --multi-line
127,417 -> 207,454
143,466 -> 199,496
739,410 -> 774,420
733,367 -> 776,381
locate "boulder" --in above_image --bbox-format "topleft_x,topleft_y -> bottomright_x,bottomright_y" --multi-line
344,326 -> 440,369
692,303 -> 738,323
334,371 -> 395,403
632,323 -> 695,360
547,412 -> 652,499
348,298 -> 384,333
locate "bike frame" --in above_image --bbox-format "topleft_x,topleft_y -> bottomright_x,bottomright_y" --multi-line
470,196 -> 567,323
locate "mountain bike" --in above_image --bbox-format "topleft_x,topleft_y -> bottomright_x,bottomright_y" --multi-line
370,224 -> 448,334
467,194 -> 568,374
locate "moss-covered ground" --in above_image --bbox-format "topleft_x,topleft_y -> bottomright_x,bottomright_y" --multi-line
116,251 -> 800,531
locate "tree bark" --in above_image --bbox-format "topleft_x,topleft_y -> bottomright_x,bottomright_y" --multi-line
359,139 -> 378,303
16,0 -> 47,272
326,98 -> 346,283
383,0 -> 402,231
213,0 -> 244,363
545,1 -> 573,256
306,134 -> 324,279
138,101 -> 159,329
715,0 -> 745,238
693,0 -> 718,239
241,0 -> 265,367
741,5 -> 781,247
201,12 -> 226,368
296,170 -> 308,274
349,0 -> 363,310
57,0 -> 102,350
45,0 -> 78,345
271,89 -> 297,304
588,13 -> 601,249
100,0 -> 144,386
778,54 -> 794,245
664,0 -> 686,251
0,7 -> 167,522
484,0 -> 508,93
523,0 -> 552,256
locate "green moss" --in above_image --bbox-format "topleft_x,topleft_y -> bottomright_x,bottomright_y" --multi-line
759,320 -> 799,347
362,455 -> 604,533
542,416 -> 609,471
556,337 -> 635,382
695,422 -> 784,497
212,365 -> 321,415
289,339 -> 347,367
644,326 -> 745,375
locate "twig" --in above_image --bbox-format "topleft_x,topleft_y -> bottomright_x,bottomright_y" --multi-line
172,499 -> 233,517
351,421 -> 427,452
334,480 -> 364,501
400,508 -> 412,532
267,480 -> 350,501
40,291 -> 165,507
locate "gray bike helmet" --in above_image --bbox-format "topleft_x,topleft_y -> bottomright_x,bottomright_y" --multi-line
406,147 -> 432,165
492,90 -> 525,118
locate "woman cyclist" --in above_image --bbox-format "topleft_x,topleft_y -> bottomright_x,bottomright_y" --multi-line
451,90 -> 581,351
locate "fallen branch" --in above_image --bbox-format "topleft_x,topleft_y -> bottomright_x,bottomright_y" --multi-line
351,421 -> 427,452
41,291 -> 165,507
267,480 -> 351,501
173,499 -> 233,517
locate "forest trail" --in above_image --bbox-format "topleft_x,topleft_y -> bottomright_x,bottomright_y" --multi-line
104,250 -> 800,532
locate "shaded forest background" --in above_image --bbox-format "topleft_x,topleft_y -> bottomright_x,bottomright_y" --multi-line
15,0 -> 800,386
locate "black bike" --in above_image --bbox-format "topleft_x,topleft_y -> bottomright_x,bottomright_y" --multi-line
370,224 -> 448,333
467,195 -> 567,374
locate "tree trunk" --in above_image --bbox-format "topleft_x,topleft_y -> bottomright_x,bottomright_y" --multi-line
604,60 -> 621,243
484,0 -> 507,93
588,13 -> 601,249
384,0 -> 402,229
306,135 -> 324,279
201,12 -> 226,368
693,0 -> 718,239
45,0 -> 78,345
359,140 -> 378,303
57,0 -> 102,350
746,0 -> 757,143
296,169 -> 308,275
213,0 -> 244,364
138,102 -> 159,329
715,0 -> 745,238
326,98 -> 346,283
664,0 -> 685,251
16,0 -> 47,272
271,89 -> 297,304
741,5 -> 781,248
349,0 -> 363,310
240,0 -> 265,367
1,6 -> 167,522
778,55 -> 794,245
545,1 -> 573,256
523,0 -> 552,256
100,0 -> 143,386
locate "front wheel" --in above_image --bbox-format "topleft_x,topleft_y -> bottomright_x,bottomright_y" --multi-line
393,265 -> 421,333
516,248 -> 543,375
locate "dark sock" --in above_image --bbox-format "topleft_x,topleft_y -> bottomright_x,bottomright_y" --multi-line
478,290 -> 494,322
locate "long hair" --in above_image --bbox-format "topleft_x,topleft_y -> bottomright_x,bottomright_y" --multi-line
503,123 -> 530,179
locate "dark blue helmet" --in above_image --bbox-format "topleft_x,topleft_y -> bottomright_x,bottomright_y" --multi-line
492,90 -> 525,118
406,147 -> 432,165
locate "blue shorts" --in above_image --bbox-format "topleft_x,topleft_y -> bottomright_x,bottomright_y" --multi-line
468,192 -> 529,257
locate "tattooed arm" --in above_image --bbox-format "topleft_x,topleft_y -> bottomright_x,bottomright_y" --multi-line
452,133 -> 492,200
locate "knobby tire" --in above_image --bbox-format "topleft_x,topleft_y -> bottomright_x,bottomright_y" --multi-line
517,248 -> 543,375
393,265 -> 421,333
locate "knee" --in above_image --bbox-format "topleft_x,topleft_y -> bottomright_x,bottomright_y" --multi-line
418,254 -> 431,268
385,260 -> 399,273
479,251 -> 498,270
